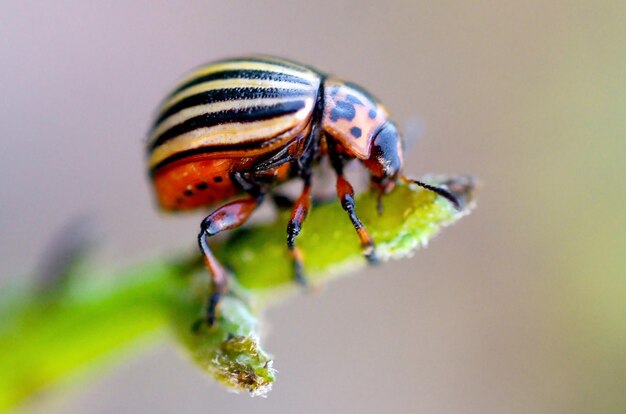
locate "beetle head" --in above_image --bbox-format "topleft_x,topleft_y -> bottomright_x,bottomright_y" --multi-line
362,121 -> 404,194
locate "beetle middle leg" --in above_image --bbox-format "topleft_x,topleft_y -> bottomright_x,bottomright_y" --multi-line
197,194 -> 263,326
285,172 -> 313,286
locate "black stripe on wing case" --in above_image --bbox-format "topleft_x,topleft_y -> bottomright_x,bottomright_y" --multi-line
150,99 -> 307,150
215,57 -> 316,73
169,69 -> 312,99
154,88 -> 311,127
150,129 -> 295,174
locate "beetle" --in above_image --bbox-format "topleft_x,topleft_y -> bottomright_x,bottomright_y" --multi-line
147,55 -> 460,326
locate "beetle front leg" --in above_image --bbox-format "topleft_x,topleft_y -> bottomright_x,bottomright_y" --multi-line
197,195 -> 263,326
335,175 -> 379,264
327,139 -> 379,264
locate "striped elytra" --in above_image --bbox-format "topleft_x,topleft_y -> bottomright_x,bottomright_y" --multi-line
147,55 -> 390,212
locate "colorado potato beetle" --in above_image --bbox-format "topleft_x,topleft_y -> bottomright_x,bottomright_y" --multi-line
147,56 -> 459,325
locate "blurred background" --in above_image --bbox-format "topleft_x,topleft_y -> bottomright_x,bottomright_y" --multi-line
1,1 -> 624,413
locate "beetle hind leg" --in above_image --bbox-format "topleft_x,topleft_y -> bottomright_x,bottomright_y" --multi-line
196,195 -> 263,327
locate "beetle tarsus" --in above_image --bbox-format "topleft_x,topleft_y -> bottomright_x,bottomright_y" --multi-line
363,243 -> 380,265
292,252 -> 309,287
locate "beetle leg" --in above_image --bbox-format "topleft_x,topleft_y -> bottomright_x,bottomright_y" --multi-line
335,175 -> 379,264
197,195 -> 263,326
251,142 -> 296,173
286,174 -> 312,286
281,112 -> 324,285
327,139 -> 379,264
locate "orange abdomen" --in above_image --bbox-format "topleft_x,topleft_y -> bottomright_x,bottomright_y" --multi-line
153,156 -> 293,211
152,158 -> 242,211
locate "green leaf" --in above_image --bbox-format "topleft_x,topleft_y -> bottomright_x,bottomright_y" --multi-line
0,176 -> 476,410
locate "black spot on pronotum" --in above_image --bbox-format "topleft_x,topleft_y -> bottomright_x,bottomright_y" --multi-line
368,109 -> 377,119
196,182 -> 208,190
345,94 -> 363,105
329,101 -> 356,122
184,189 -> 194,197
213,176 -> 223,183
350,126 -> 362,138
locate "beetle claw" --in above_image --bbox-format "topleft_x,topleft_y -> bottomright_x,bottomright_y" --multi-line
365,250 -> 380,265
294,271 -> 309,288
362,241 -> 380,265
292,251 -> 310,288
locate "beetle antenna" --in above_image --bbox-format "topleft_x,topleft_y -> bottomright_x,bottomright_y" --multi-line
402,176 -> 462,211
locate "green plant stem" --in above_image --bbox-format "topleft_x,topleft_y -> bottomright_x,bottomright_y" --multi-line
0,176 -> 476,410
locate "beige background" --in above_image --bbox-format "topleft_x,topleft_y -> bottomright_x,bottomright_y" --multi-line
1,1 -> 625,413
